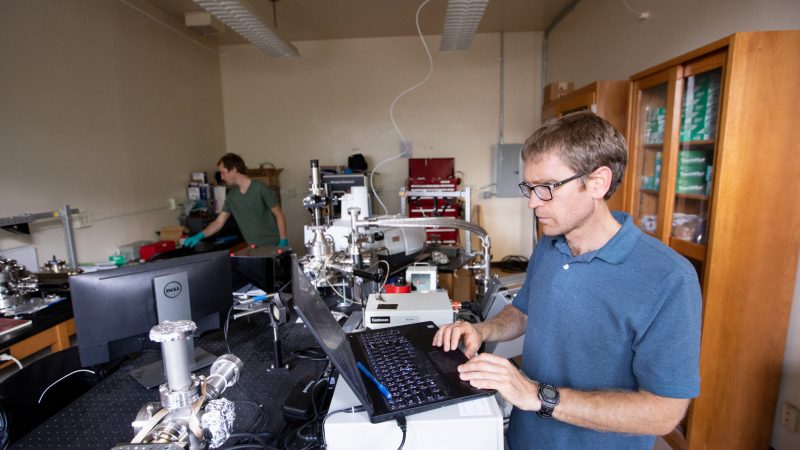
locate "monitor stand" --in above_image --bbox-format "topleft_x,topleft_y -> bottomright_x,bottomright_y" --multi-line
129,347 -> 217,389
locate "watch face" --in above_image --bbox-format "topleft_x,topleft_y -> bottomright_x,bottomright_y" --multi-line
542,386 -> 558,400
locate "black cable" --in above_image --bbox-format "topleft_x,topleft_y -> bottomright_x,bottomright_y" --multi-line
321,406 -> 368,448
498,255 -> 529,273
276,279 -> 292,293
395,416 -> 408,450
283,416 -> 322,450
291,347 -> 328,361
308,379 -> 328,419
434,197 -> 452,217
232,399 -> 266,433
221,445 -> 267,450
271,423 -> 293,450
227,432 -> 269,448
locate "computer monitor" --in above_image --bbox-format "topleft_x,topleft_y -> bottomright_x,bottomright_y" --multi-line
70,250 -> 232,373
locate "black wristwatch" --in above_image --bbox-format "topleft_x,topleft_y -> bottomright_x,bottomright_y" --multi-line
537,383 -> 560,418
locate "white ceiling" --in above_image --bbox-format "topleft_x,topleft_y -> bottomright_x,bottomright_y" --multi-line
148,0 -> 572,45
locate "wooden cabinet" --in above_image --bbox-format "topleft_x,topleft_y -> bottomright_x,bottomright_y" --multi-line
542,80 -> 630,211
624,31 -> 800,450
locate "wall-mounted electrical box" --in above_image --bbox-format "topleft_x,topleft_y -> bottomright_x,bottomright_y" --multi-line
494,144 -> 523,198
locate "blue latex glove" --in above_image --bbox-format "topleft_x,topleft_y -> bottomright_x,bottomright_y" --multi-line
183,232 -> 205,248
278,238 -> 289,248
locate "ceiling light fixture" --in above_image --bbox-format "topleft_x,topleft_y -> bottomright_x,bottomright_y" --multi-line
193,0 -> 299,58
440,0 -> 489,52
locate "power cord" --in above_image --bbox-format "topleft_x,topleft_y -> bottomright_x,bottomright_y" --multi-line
0,354 -> 22,370
37,369 -> 97,404
395,416 -> 408,450
291,347 -> 328,361
371,0 -> 434,214
224,303 -> 236,354
231,399 -> 266,433
321,405 -> 367,448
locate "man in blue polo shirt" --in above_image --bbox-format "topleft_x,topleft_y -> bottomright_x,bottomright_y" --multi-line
433,111 -> 701,449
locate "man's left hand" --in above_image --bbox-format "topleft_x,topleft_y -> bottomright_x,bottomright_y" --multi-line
457,353 -> 540,411
278,238 -> 289,248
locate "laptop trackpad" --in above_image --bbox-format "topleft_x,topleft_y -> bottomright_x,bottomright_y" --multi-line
428,350 -> 464,374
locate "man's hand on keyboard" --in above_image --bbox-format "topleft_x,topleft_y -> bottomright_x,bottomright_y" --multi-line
457,352 -> 540,411
432,320 -> 484,359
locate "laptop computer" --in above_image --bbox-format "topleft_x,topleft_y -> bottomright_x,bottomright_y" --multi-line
291,257 -> 494,424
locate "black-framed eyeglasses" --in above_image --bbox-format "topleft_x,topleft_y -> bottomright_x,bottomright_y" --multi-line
518,173 -> 585,201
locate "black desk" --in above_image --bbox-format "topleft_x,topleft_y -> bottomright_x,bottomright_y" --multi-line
0,301 -> 75,369
0,301 -> 73,349
11,313 -> 327,450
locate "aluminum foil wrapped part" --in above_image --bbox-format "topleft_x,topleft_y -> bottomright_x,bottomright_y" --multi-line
149,320 -> 197,342
202,398 -> 236,449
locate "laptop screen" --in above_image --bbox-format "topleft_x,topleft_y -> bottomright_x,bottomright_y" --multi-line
290,257 -> 373,411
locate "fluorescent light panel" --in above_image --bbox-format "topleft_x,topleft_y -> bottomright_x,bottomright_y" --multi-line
440,0 -> 489,51
193,0 -> 299,58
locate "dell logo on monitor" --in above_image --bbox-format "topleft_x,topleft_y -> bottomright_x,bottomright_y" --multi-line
163,281 -> 183,298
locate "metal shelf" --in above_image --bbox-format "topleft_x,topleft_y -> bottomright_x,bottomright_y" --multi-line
0,205 -> 80,268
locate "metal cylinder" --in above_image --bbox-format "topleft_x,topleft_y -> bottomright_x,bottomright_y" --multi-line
150,321 -> 197,392
310,159 -> 322,196
61,205 -> 79,269
205,354 -> 243,399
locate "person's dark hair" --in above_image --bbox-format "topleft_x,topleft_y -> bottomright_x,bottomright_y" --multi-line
217,153 -> 247,174
521,111 -> 627,200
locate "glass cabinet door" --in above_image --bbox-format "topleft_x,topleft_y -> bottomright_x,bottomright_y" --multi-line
670,64 -> 723,261
632,81 -> 668,236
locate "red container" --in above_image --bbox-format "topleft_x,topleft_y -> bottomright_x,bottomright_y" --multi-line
408,158 -> 454,179
384,283 -> 411,294
139,241 -> 176,261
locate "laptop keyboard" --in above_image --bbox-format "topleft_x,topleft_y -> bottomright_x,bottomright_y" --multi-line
359,329 -> 447,410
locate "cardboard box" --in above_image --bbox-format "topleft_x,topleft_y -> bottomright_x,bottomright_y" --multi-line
543,81 -> 575,103
246,163 -> 283,204
159,226 -> 186,243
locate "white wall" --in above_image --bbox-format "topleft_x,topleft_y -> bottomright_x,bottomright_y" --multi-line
775,260 -> 800,449
547,0 -> 800,86
545,2 -> 800,448
219,32 -> 542,260
0,0 -> 227,266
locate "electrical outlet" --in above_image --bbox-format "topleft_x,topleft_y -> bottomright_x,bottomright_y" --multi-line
168,198 -> 177,210
288,188 -> 297,198
781,402 -> 800,432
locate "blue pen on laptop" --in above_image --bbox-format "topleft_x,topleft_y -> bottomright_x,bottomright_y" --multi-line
356,362 -> 392,400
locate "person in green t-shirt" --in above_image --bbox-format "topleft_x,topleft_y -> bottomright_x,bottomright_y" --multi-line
183,153 -> 288,248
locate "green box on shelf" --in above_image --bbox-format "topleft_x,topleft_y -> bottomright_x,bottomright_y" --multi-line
676,175 -> 706,193
676,184 -> 706,194
678,167 -> 707,178
677,176 -> 706,187
691,129 -> 715,141
678,166 -> 706,177
679,151 -> 708,164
